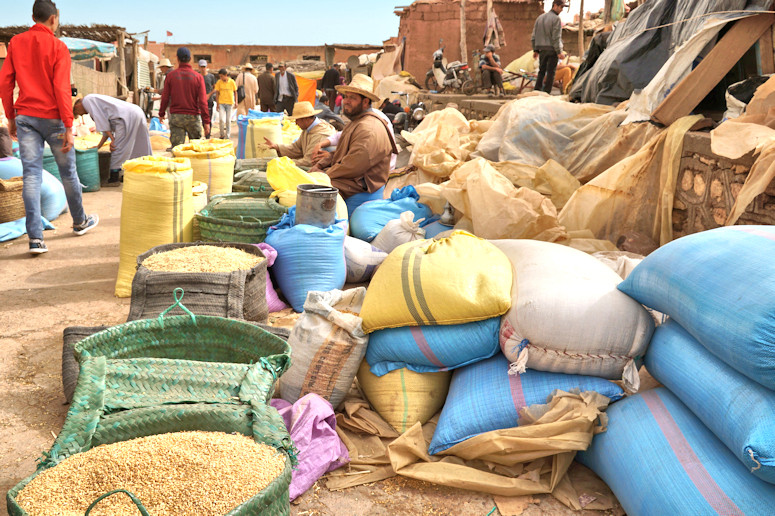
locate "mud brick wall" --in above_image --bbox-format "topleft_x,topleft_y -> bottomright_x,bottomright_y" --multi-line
674,131 -> 775,239
397,0 -> 544,81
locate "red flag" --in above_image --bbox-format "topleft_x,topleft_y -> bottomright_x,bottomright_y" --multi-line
166,31 -> 173,37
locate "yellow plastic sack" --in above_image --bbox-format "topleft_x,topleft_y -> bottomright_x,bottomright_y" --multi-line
116,156 -> 193,297
172,139 -> 235,199
192,181 -> 208,213
357,360 -> 450,434
73,133 -> 108,151
360,231 -> 513,332
245,119 -> 282,158
266,157 -> 348,220
281,119 -> 302,145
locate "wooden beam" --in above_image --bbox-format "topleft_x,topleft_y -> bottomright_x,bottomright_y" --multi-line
652,13 -> 775,127
131,38 -> 139,105
578,0 -> 585,58
760,26 -> 775,75
117,30 -> 128,97
460,0 -> 467,65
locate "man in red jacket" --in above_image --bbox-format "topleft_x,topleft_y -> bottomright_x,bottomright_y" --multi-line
0,0 -> 98,255
159,47 -> 211,149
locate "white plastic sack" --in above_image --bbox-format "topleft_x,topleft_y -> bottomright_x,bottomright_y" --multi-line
344,236 -> 388,284
280,288 -> 369,409
370,211 -> 426,253
491,239 -> 655,392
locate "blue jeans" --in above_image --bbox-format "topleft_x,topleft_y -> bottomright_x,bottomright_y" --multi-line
16,114 -> 85,240
218,104 -> 232,139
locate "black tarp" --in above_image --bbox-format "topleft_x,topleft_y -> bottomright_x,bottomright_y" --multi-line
569,0 -> 772,105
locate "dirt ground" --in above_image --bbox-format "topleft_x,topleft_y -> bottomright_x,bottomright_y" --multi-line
0,127 -> 623,515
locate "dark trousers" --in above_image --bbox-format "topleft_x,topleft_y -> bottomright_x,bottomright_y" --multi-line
260,102 -> 275,112
278,95 -> 295,115
535,49 -> 558,94
481,69 -> 504,92
325,88 -> 337,110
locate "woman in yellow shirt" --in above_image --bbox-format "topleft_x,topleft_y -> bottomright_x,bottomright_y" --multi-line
210,69 -> 237,139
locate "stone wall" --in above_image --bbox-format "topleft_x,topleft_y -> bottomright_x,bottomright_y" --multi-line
674,131 -> 775,239
397,0 -> 545,82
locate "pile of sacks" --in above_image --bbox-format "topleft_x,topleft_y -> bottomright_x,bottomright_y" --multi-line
578,226 -> 775,515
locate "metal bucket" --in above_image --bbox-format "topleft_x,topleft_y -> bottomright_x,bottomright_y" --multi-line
295,184 -> 338,228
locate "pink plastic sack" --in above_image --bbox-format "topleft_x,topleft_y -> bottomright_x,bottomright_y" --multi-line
270,393 -> 349,500
256,243 -> 290,312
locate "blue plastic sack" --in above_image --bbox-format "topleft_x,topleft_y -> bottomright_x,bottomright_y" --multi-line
0,158 -> 66,221
429,353 -> 624,455
0,216 -> 55,242
265,207 -> 346,312
366,317 -> 501,376
148,116 -> 167,133
345,185 -> 384,218
577,387 -> 775,516
645,319 -> 775,484
619,226 -> 775,390
349,186 -> 433,242
421,220 -> 453,239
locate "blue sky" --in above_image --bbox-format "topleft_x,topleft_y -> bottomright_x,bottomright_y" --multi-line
3,0 -> 403,46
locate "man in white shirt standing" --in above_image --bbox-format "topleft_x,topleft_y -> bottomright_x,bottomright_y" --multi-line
273,63 -> 298,115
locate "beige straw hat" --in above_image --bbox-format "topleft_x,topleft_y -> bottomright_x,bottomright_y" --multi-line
159,58 -> 173,68
336,73 -> 379,102
287,101 -> 322,120
243,62 -> 254,69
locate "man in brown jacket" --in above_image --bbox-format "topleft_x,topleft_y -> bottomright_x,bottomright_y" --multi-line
310,74 -> 396,198
257,62 -> 276,112
264,101 -> 335,168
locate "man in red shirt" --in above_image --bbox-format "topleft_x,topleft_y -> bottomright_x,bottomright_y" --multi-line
0,0 -> 98,255
158,47 -> 210,149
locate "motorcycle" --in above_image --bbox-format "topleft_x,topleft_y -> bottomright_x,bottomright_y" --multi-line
389,91 -> 426,136
425,40 -> 475,95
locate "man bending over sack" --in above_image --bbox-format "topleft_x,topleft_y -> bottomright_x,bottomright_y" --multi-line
309,74 -> 396,198
263,101 -> 334,168
73,94 -> 152,185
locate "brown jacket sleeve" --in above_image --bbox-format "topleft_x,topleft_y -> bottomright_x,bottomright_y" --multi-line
276,137 -> 303,161
326,117 -> 388,181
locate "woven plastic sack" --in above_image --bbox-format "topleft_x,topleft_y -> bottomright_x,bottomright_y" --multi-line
350,186 -> 433,242
237,113 -> 284,159
116,156 -> 193,297
619,225 -> 775,390
492,239 -> 654,392
577,387 -> 775,516
370,211 -> 426,253
265,207 -> 346,313
266,157 -> 348,220
74,146 -> 100,192
256,242 -> 290,312
270,394 -> 349,501
192,181 -> 208,212
173,139 -> 235,199
343,236 -> 387,284
360,231 -> 512,332
239,117 -> 282,159
645,319 -> 775,484
357,360 -> 451,434
365,317 -> 501,376
279,288 -> 368,408
429,353 -> 624,455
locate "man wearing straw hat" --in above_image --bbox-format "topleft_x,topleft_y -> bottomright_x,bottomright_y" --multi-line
310,74 -> 397,198
263,101 -> 335,168
235,63 -> 258,116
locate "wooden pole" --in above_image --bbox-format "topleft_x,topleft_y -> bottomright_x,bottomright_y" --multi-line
117,30 -> 128,97
460,0 -> 467,64
578,0 -> 585,58
55,9 -> 61,37
486,0 -> 493,46
603,0 -> 612,24
131,38 -> 139,105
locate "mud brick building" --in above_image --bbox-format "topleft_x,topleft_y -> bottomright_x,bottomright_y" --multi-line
395,0 -> 545,81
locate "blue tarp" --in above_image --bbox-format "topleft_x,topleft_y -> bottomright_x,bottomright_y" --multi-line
60,37 -> 116,61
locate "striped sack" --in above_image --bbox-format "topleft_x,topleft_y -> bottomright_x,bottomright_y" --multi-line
618,225 -> 775,390
360,231 -> 513,332
645,319 -> 775,484
429,353 -> 623,455
577,387 -> 775,516
365,317 -> 501,376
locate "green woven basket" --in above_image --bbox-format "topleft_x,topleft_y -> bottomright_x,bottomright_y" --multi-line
197,193 -> 288,244
233,169 -> 273,195
75,147 -> 101,192
6,357 -> 294,516
74,295 -> 291,401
